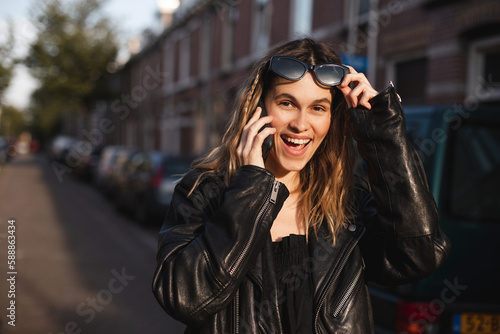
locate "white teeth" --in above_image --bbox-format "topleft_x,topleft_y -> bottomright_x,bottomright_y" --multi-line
283,136 -> 311,145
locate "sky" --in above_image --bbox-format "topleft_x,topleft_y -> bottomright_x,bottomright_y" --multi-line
0,0 -> 165,109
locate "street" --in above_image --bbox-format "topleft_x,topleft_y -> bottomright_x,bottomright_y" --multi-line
0,153 -> 186,334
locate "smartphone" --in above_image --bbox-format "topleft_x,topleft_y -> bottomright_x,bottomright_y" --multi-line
258,99 -> 274,162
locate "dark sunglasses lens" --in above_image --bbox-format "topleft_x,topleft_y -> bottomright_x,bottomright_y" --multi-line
315,65 -> 345,86
275,58 -> 307,80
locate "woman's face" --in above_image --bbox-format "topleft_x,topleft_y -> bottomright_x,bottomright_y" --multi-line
264,72 -> 332,177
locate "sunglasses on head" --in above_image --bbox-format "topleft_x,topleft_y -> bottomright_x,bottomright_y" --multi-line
269,55 -> 350,87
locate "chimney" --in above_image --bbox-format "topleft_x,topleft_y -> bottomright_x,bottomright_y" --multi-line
157,0 -> 180,28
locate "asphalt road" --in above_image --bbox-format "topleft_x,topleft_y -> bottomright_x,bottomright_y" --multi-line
0,153 -> 186,334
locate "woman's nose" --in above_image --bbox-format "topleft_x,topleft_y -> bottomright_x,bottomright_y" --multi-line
289,110 -> 309,132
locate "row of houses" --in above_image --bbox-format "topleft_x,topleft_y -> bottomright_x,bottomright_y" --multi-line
68,0 -> 500,157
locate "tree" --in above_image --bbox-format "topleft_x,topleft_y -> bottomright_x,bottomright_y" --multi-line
25,0 -> 119,140
0,105 -> 27,139
0,23 -> 16,105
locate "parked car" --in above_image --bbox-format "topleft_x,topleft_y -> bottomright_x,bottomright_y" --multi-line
141,154 -> 193,226
94,145 -> 123,189
114,151 -> 192,226
369,106 -> 500,334
113,150 -> 165,214
97,146 -> 135,199
50,135 -> 77,163
61,140 -> 100,182
69,143 -> 102,182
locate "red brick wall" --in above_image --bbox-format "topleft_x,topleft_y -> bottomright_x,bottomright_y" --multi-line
234,0 -> 252,60
211,14 -> 222,71
270,0 -> 290,45
312,0 -> 344,31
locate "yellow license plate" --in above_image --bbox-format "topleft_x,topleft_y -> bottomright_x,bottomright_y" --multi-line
455,313 -> 500,334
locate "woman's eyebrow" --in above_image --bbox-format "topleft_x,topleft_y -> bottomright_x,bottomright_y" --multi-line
312,98 -> 331,106
274,93 -> 331,106
274,93 -> 297,102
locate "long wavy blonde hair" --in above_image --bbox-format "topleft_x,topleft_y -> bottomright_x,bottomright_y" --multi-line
191,38 -> 355,242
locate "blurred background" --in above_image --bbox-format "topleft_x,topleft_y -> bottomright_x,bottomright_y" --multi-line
0,0 -> 499,333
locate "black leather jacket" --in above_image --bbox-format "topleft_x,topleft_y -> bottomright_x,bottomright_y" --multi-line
153,86 -> 451,333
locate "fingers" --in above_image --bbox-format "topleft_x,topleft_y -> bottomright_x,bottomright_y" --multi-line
236,107 -> 275,168
338,66 -> 378,109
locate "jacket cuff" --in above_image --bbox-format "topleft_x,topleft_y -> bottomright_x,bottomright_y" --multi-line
369,83 -> 402,108
347,84 -> 405,143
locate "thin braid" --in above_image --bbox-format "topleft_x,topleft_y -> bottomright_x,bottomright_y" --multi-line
244,73 -> 261,113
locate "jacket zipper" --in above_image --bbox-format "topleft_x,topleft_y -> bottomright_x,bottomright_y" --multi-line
233,289 -> 240,334
314,227 -> 364,332
332,265 -> 363,317
228,180 -> 279,276
270,180 -> 279,204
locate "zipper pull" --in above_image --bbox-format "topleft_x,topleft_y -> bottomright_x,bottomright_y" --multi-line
270,180 -> 279,204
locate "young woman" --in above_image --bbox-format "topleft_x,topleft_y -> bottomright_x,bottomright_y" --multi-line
153,38 -> 450,333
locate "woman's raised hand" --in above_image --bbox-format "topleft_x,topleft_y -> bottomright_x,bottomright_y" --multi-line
236,106 -> 276,169
338,66 -> 379,110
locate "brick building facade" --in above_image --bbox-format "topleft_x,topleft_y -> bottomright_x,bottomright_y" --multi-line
97,0 -> 500,156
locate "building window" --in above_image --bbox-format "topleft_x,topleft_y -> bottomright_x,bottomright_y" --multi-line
252,0 -> 271,54
179,34 -> 190,86
164,39 -> 176,94
221,7 -> 236,73
395,58 -> 428,105
344,0 -> 375,56
290,0 -> 313,38
359,0 -> 370,15
345,0 -> 371,25
126,122 -> 136,148
199,15 -> 211,82
484,50 -> 500,84
467,35 -> 500,103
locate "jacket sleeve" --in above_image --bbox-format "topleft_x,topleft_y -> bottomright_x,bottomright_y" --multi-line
348,85 -> 451,285
152,165 -> 288,326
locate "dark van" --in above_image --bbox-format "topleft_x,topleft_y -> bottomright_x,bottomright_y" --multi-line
369,105 -> 500,334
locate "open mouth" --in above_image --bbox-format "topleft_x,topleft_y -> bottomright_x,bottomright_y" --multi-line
281,135 -> 311,151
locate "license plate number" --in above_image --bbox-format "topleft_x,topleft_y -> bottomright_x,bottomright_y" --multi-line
454,313 -> 500,334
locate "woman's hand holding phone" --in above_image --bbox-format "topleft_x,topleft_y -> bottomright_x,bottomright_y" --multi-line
236,105 -> 275,169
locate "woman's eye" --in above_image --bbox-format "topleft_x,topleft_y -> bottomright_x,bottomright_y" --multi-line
279,101 -> 294,108
312,106 -> 327,113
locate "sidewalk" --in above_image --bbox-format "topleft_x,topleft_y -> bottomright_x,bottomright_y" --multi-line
0,154 -> 184,334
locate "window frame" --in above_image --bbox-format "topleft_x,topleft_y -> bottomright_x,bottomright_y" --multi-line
252,0 -> 271,54
388,52 -> 428,105
467,35 -> 500,103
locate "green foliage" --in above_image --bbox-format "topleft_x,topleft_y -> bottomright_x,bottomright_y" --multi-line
25,0 -> 119,140
0,105 -> 27,138
0,23 -> 17,105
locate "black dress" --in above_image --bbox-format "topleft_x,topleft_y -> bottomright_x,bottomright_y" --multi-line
272,234 -> 314,333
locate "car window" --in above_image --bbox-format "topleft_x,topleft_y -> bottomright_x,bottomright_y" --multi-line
137,155 -> 154,173
114,150 -> 130,171
444,121 -> 500,222
128,153 -> 145,173
405,115 -> 433,163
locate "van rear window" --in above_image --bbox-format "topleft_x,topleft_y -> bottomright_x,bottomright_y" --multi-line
445,122 -> 500,222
